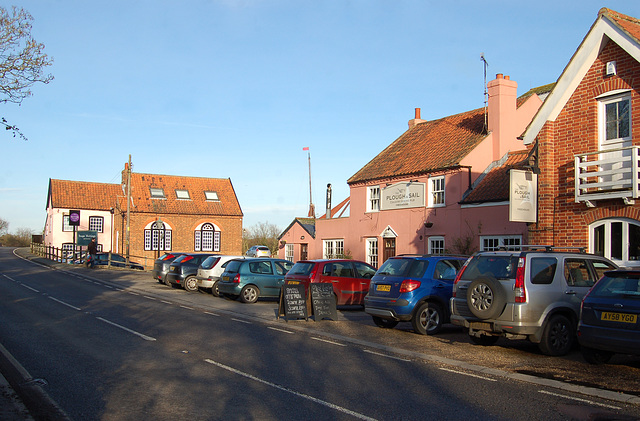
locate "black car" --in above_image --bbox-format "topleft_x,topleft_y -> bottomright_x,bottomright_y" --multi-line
152,252 -> 186,286
166,253 -> 216,291
578,268 -> 640,364
90,253 -> 144,270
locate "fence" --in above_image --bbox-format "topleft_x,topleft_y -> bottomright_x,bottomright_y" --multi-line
30,243 -> 152,270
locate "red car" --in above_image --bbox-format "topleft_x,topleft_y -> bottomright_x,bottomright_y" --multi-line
284,259 -> 377,305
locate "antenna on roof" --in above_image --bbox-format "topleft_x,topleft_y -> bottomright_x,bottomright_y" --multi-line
480,53 -> 489,134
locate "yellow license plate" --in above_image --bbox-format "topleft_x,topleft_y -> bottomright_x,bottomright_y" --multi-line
222,276 -> 229,281
376,284 -> 391,292
601,312 -> 637,323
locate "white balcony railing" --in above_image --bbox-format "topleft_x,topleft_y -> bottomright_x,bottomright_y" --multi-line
574,146 -> 640,204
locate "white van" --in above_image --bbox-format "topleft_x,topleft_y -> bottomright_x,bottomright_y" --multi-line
196,255 -> 245,296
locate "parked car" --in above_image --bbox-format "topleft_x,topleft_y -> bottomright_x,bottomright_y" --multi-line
450,246 -> 617,356
152,252 -> 186,285
88,253 -> 144,270
578,268 -> 640,364
284,259 -> 377,306
365,255 -> 466,335
196,255 -> 245,296
245,245 -> 271,258
166,253 -> 216,291
218,258 -> 294,303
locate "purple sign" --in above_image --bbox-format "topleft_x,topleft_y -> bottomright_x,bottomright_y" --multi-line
69,210 -> 80,226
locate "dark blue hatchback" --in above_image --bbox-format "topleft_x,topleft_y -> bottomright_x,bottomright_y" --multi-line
364,255 -> 466,335
578,268 -> 640,364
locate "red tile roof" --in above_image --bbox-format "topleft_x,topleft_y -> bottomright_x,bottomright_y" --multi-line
48,179 -> 121,211
459,150 -> 531,204
602,8 -> 640,42
128,172 -> 243,216
348,107 -> 487,185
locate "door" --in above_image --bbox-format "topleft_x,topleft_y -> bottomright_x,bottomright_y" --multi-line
383,238 -> 396,264
300,243 -> 308,260
599,94 -> 631,189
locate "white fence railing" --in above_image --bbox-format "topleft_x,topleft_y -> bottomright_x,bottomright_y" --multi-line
574,146 -> 640,203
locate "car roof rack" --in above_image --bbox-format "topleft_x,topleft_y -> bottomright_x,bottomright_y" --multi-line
493,245 -> 587,253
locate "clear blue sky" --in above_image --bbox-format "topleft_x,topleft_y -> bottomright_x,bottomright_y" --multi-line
1,0 -> 639,234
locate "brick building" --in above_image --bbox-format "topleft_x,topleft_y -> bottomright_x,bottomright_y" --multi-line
44,162 -> 243,264
522,8 -> 640,267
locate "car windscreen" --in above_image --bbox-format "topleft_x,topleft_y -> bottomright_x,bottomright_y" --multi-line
376,258 -> 414,277
461,255 -> 519,280
288,262 -> 315,275
201,256 -> 221,269
589,272 -> 640,299
224,260 -> 243,273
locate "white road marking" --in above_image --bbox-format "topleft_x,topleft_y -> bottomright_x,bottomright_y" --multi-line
204,311 -> 220,317
267,326 -> 294,334
21,284 -> 40,293
231,318 -> 251,324
127,292 -> 139,296
439,367 -> 497,382
538,390 -> 620,409
180,305 -> 194,310
96,317 -> 156,341
48,296 -> 82,311
160,300 -> 173,305
143,296 -> 157,301
363,349 -> 411,361
311,337 -> 346,347
204,359 -> 378,421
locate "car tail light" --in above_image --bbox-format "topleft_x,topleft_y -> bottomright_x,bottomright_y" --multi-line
233,274 -> 241,283
309,266 -> 318,281
452,259 -> 470,297
399,279 -> 421,293
514,257 -> 526,303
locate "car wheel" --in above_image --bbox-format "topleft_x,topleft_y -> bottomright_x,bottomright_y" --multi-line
184,276 -> 198,292
163,275 -> 171,287
412,302 -> 443,335
211,280 -> 220,297
469,334 -> 500,346
538,314 -> 574,356
466,276 -> 506,320
240,285 -> 259,304
371,316 -> 399,329
581,346 -> 614,364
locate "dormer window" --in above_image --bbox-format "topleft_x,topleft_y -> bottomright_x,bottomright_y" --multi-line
204,191 -> 219,201
175,189 -> 190,200
150,188 -> 165,198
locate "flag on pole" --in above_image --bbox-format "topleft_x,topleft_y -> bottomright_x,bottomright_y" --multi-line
303,147 -> 309,151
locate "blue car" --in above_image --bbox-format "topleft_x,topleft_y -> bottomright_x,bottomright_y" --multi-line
218,258 -> 294,303
365,255 -> 466,335
578,268 -> 640,364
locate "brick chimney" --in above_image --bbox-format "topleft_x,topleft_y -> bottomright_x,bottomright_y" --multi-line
408,107 -> 426,128
487,74 -> 518,160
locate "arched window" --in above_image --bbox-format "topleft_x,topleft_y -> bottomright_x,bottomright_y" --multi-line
144,221 -> 172,251
194,223 -> 220,252
590,218 -> 640,266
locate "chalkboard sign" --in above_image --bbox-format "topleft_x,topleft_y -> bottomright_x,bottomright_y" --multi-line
310,283 -> 338,321
279,284 -> 308,321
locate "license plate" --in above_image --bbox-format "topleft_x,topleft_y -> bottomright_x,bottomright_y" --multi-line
222,276 -> 229,281
470,322 -> 492,331
601,312 -> 637,323
376,284 -> 391,292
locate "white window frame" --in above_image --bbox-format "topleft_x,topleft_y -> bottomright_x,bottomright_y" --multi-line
366,237 -> 378,267
204,191 -> 219,201
428,236 -> 445,255
598,92 -> 631,146
428,175 -> 445,208
323,239 -> 344,259
144,221 -> 172,251
480,235 -> 522,251
194,223 -> 220,252
150,187 -> 166,198
175,189 -> 190,199
285,243 -> 294,262
88,216 -> 104,233
62,214 -> 73,232
367,186 -> 380,212
590,218 -> 640,266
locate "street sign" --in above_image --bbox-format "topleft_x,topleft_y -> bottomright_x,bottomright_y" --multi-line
77,230 -> 97,246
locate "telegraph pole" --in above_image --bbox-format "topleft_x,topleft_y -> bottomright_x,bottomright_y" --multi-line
125,155 -> 132,265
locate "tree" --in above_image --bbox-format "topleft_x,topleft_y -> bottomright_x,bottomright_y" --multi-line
0,6 -> 53,139
0,217 -> 8,234
243,221 -> 282,256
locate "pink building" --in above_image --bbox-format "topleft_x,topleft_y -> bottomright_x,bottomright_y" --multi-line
279,75 -> 552,267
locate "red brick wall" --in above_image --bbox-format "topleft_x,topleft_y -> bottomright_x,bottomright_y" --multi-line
113,213 -> 243,260
529,41 -> 640,247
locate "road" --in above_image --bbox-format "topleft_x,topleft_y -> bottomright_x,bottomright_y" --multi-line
0,247 -> 638,420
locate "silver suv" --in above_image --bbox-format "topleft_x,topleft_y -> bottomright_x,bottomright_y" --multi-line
450,246 -> 617,356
